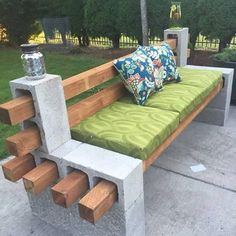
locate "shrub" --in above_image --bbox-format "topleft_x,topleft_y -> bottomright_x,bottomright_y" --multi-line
214,48 -> 236,62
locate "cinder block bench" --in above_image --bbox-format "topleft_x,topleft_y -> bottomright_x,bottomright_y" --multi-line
0,28 -> 233,236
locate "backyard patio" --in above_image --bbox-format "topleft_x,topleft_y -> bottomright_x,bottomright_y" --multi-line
1,106 -> 235,236
1,1 -> 236,236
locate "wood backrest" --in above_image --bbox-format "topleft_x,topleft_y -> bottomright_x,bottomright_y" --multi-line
0,39 -> 177,126
0,39 -> 177,158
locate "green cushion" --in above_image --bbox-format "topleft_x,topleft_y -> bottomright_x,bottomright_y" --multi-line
178,67 -> 223,97
119,84 -> 204,121
119,68 -> 223,121
71,102 -> 180,160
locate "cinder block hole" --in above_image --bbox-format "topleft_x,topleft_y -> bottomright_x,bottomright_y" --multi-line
15,88 -> 32,97
66,166 -> 88,177
22,120 -> 37,129
65,166 -> 91,191
92,176 -> 119,202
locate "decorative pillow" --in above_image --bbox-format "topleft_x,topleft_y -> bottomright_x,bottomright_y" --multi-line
113,50 -> 163,105
138,43 -> 181,83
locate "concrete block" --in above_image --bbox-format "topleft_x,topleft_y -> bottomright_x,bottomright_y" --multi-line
10,74 -> 71,154
185,65 -> 234,126
27,142 -> 145,236
28,187 -> 144,236
164,28 -> 189,67
32,139 -> 82,177
62,142 -> 144,212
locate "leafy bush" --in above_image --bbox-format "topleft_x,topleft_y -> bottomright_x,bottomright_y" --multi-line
0,0 -> 42,45
214,48 -> 236,62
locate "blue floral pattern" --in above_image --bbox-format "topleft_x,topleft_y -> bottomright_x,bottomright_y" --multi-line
113,50 -> 163,105
138,43 -> 181,83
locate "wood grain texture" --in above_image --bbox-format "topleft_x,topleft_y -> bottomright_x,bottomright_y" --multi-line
143,80 -> 223,171
0,39 -> 177,126
79,180 -> 118,224
162,38 -> 177,49
51,170 -> 89,208
23,160 -> 59,194
63,61 -> 118,100
6,126 -> 41,157
0,95 -> 34,125
68,82 -> 125,127
2,154 -> 36,182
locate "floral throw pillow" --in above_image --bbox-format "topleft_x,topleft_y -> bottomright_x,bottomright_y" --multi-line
113,50 -> 163,105
138,43 -> 181,83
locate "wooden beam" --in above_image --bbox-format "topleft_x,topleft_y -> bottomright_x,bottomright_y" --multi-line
68,82 -> 125,127
164,38 -> 177,50
63,61 -> 118,100
51,170 -> 89,208
23,160 -> 59,194
79,180 -> 118,224
0,95 -> 34,125
2,154 -> 36,182
143,80 -> 223,171
5,126 -> 41,157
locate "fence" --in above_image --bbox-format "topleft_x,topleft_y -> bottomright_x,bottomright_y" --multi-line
30,31 -> 236,51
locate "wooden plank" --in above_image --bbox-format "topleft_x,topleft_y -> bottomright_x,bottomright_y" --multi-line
68,82 -> 125,127
0,95 -> 34,125
63,61 -> 118,100
143,80 -> 223,171
23,160 -> 59,194
79,180 -> 118,224
51,170 -> 89,208
5,126 -> 41,157
163,39 -> 177,49
2,154 -> 36,182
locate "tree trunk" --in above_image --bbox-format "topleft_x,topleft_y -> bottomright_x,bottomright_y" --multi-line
219,35 -> 233,52
61,33 -> 67,46
77,34 -> 82,46
112,34 -> 120,49
190,32 -> 200,50
140,0 -> 149,46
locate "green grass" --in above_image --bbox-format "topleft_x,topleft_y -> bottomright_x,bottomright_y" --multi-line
0,47 -> 108,159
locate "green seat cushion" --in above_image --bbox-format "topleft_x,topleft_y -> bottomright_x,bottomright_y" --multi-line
178,67 -> 223,97
119,84 -> 204,121
71,102 -> 180,160
120,68 -> 223,121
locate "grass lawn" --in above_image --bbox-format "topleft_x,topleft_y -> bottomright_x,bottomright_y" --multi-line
0,47 -> 108,159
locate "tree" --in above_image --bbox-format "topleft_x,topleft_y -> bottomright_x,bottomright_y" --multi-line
140,0 -> 149,46
85,0 -> 121,48
117,0 -> 142,44
64,0 -> 89,46
48,0 -> 89,47
0,0 -> 41,45
180,0 -> 202,49
118,0 -> 170,45
148,0 -> 170,40
199,0 -> 236,51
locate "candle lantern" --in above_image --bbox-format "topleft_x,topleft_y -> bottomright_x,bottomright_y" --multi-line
20,44 -> 46,80
170,2 -> 182,28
